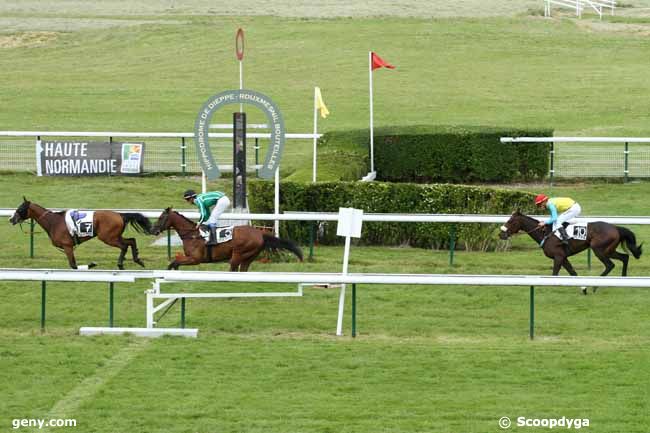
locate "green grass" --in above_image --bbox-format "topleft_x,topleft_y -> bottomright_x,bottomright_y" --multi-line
1,175 -> 650,432
4,12 -> 650,180
3,4 -> 650,432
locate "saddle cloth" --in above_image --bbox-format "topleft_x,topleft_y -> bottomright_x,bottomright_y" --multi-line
199,226 -> 234,244
64,210 -> 95,238
553,223 -> 587,241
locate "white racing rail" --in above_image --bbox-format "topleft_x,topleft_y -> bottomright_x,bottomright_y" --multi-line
3,209 -> 650,225
544,0 -> 616,19
2,268 -> 649,339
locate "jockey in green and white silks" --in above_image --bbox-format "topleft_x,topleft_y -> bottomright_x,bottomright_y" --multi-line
535,194 -> 581,243
183,189 -> 231,244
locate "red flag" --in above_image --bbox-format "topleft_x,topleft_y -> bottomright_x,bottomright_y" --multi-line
371,52 -> 395,71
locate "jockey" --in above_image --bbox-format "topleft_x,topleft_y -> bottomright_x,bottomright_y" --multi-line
535,194 -> 582,245
183,189 -> 231,245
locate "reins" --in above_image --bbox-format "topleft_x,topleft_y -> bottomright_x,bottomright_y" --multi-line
524,225 -> 544,235
16,208 -> 52,235
164,212 -> 203,241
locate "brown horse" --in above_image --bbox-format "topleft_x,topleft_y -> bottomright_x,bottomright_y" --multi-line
499,210 -> 642,283
150,207 -> 303,271
9,197 -> 151,269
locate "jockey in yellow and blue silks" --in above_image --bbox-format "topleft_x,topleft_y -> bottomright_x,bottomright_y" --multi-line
183,189 -> 231,245
535,194 -> 582,244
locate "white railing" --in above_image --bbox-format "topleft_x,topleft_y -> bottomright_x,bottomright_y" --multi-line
501,137 -> 650,143
544,0 -> 616,19
3,209 -> 650,225
501,136 -> 650,180
5,268 -> 649,288
0,269 -> 135,282
3,268 -> 650,338
0,130 -> 320,140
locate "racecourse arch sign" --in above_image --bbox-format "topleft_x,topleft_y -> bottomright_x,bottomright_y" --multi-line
193,89 -> 285,180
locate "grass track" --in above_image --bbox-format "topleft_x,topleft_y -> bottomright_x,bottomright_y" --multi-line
2,2 -> 650,431
1,176 -> 650,432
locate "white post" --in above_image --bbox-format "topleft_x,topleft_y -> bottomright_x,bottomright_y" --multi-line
313,87 -> 318,183
146,291 -> 154,328
368,51 -> 375,174
201,170 -> 207,193
336,235 -> 351,336
335,208 -> 363,336
274,166 -> 280,236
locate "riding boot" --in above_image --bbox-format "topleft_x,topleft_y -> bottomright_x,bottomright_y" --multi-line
558,227 -> 570,245
207,225 -> 218,246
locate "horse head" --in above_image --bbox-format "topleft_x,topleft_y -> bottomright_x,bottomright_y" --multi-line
499,209 -> 524,240
9,197 -> 30,225
150,207 -> 172,235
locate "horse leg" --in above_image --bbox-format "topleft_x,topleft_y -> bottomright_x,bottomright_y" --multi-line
229,251 -> 243,272
168,255 -> 202,270
100,237 -> 128,270
238,256 -> 257,272
63,245 -> 78,269
123,237 -> 145,267
593,249 -> 615,276
610,251 -> 629,276
561,258 -> 578,276
552,256 -> 564,275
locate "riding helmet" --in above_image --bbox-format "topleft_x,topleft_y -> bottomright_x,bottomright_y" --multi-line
534,194 -> 548,205
183,189 -> 197,199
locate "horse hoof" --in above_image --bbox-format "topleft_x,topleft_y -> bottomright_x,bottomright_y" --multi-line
88,262 -> 97,269
136,259 -> 145,268
581,286 -> 588,295
118,264 -> 124,270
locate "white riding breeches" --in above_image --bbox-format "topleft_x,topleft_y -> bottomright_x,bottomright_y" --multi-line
552,203 -> 581,231
205,196 -> 231,227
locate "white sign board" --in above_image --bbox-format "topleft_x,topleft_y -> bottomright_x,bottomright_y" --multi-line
337,207 -> 363,238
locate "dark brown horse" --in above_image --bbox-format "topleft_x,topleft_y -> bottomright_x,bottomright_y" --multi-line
9,197 -> 151,269
500,210 -> 642,282
150,207 -> 303,271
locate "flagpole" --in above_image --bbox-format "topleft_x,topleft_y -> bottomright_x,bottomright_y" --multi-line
368,51 -> 375,174
313,87 -> 318,183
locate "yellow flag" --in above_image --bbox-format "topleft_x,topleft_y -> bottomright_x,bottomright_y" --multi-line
315,87 -> 330,119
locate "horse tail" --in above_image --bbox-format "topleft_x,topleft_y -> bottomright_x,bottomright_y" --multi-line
262,234 -> 303,262
617,226 -> 643,259
121,213 -> 153,235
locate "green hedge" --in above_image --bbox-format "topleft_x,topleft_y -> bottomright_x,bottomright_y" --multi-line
316,126 -> 552,183
249,181 -> 537,251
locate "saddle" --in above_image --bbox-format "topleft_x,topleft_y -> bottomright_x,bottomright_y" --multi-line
65,210 -> 95,239
199,225 -> 234,245
552,223 -> 587,241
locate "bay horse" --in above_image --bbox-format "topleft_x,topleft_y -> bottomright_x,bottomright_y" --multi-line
150,207 -> 303,271
9,197 -> 151,269
499,210 -> 642,286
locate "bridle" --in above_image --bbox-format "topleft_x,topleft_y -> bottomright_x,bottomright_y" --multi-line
157,211 -> 203,241
501,220 -> 544,238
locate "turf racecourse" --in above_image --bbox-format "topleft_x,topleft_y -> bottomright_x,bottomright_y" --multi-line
3,1 -> 650,432
1,176 -> 650,432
